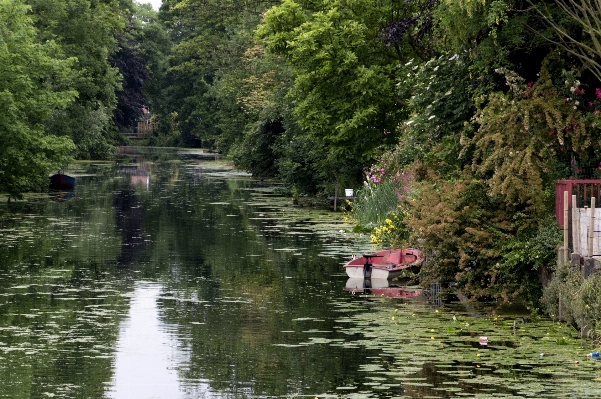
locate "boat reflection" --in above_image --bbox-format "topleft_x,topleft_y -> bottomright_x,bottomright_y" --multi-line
344,278 -> 423,298
49,189 -> 75,202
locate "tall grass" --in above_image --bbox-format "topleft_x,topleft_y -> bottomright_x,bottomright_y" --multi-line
351,179 -> 400,226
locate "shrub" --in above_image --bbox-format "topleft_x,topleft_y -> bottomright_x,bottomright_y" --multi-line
543,264 -> 601,341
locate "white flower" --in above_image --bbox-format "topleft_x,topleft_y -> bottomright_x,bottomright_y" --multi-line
575,101 -> 580,105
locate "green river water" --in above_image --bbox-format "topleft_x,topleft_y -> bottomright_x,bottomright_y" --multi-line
0,147 -> 600,398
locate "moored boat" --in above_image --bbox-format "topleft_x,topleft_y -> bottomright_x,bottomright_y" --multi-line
343,248 -> 423,279
49,170 -> 76,190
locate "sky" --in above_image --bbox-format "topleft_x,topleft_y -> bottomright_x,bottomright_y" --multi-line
138,0 -> 162,11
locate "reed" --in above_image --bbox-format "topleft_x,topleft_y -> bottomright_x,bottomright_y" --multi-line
352,179 -> 400,226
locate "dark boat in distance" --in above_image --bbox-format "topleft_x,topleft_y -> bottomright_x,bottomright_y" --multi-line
49,170 -> 76,190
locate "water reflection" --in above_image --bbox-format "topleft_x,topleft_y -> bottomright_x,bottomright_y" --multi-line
344,278 -> 423,299
49,189 -> 75,202
108,283 -> 218,398
114,187 -> 147,266
1,148 -> 596,399
119,160 -> 151,190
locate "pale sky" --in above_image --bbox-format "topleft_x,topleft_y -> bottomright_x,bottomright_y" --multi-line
139,0 -> 162,11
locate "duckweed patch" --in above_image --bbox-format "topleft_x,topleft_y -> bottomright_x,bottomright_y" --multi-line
319,298 -> 601,398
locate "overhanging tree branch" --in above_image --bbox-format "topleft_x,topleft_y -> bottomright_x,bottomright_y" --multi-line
527,0 -> 601,81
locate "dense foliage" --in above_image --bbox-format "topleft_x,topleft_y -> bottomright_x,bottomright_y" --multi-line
0,0 -> 76,198
6,0 -> 601,303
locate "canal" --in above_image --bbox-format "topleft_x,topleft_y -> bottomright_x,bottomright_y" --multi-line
0,148 -> 599,398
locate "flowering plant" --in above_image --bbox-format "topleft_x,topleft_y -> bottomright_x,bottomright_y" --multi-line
560,70 -> 601,129
369,210 -> 411,248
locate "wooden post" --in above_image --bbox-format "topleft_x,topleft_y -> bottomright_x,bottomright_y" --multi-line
572,194 -> 578,254
577,199 -> 581,256
589,197 -> 596,257
334,183 -> 338,212
564,191 -> 569,263
558,290 -> 564,321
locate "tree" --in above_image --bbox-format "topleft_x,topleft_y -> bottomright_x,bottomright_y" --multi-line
256,0 -> 437,170
135,3 -> 173,144
110,6 -> 152,132
465,62 -> 590,221
528,0 -> 601,82
0,0 -> 76,198
27,0 -> 126,158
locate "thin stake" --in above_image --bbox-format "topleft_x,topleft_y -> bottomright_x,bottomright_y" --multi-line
564,191 -> 569,263
572,195 -> 578,254
334,183 -> 338,212
589,197 -> 596,257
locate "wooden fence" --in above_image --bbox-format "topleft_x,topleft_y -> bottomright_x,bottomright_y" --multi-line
556,180 -> 601,261
556,180 -> 601,228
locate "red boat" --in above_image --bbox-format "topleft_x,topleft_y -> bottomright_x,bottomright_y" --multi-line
343,248 -> 423,279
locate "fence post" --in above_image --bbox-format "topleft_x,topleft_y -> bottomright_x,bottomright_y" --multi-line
333,184 -> 338,212
564,191 -> 569,263
572,194 -> 578,254
589,197 -> 595,257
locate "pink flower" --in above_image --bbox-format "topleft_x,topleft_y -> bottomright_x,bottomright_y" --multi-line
549,131 -> 554,136
589,102 -> 594,107
596,88 -> 601,99
564,97 -> 570,102
595,109 -> 599,115
383,130 -> 391,135
527,82 -> 533,88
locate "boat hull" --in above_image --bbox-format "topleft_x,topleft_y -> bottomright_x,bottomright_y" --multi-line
344,266 -> 404,279
49,174 -> 76,190
343,248 -> 423,280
